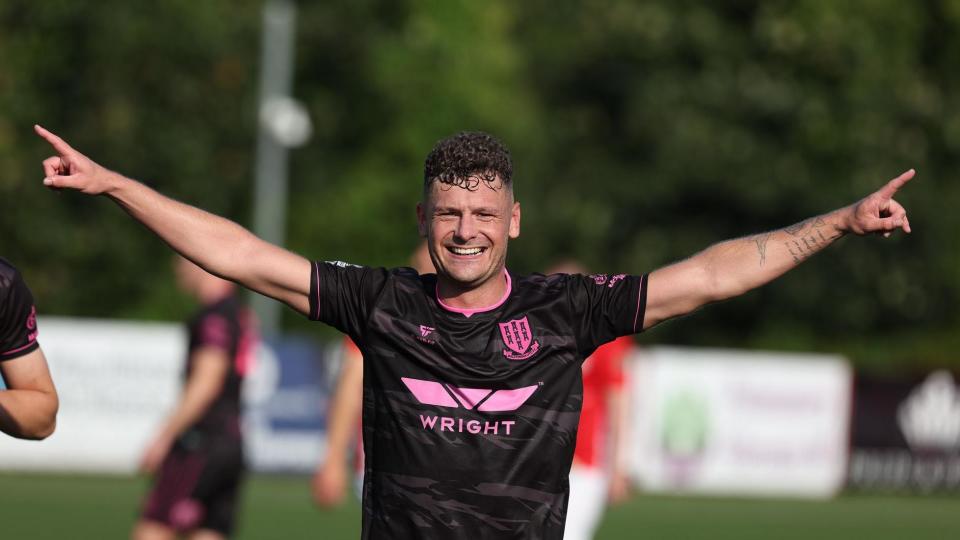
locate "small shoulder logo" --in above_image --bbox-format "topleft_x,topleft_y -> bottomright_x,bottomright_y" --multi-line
590,273 -> 626,288
498,316 -> 540,360
26,306 -> 38,342
590,273 -> 608,286
26,306 -> 36,330
325,260 -> 361,268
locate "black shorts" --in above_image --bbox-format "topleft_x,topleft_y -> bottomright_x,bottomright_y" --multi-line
141,435 -> 245,536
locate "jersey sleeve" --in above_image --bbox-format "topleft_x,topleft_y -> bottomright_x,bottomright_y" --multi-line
0,269 -> 40,361
566,272 -> 647,357
308,261 -> 391,340
195,312 -> 232,353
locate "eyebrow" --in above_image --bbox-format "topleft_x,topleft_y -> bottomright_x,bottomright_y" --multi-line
432,206 -> 501,214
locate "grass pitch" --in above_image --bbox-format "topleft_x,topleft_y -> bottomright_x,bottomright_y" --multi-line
0,472 -> 955,539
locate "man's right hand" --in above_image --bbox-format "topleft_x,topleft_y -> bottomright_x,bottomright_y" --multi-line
34,123 -> 313,316
35,124 -> 115,194
312,460 -> 349,508
139,433 -> 174,475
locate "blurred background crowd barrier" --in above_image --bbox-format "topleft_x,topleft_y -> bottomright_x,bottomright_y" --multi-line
0,317 -> 334,474
629,348 -> 851,498
3,320 -> 957,498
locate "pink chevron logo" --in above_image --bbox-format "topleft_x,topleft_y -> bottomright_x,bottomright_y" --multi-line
400,377 -> 538,412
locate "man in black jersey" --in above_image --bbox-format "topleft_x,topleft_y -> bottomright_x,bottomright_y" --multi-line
0,258 -> 58,440
134,256 -> 255,540
37,125 -> 912,539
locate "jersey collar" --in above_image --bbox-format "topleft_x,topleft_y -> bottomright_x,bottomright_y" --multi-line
435,269 -> 511,318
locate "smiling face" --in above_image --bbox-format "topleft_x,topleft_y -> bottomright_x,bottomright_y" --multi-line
417,175 -> 520,296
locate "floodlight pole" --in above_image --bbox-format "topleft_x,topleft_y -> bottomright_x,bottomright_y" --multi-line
251,0 -> 298,339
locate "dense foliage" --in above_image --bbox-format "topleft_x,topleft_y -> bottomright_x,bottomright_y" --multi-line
2,1 -> 957,368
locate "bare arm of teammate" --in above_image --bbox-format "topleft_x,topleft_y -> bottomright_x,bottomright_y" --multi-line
139,347 -> 229,473
605,385 -> 631,504
34,125 -> 311,316
0,348 -> 59,439
312,345 -> 364,508
643,170 -> 915,330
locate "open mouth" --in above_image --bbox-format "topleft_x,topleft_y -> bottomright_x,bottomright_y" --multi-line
447,246 -> 487,257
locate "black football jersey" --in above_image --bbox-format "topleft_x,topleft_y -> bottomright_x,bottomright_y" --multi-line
0,258 -> 40,362
309,261 -> 647,540
183,295 -> 255,439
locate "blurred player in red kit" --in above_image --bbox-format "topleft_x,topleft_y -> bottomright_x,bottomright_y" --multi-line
549,262 -> 633,540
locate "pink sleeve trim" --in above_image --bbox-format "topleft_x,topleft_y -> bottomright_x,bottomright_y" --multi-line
632,274 -> 648,333
314,262 -> 321,319
1,340 -> 37,357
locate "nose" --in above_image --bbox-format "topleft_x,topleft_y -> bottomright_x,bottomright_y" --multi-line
454,216 -> 477,242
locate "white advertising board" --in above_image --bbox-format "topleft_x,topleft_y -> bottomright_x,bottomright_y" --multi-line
0,317 -> 183,472
628,347 -> 852,498
0,317 -> 330,474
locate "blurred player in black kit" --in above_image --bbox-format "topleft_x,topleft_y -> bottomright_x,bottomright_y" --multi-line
0,257 -> 58,440
134,256 -> 256,540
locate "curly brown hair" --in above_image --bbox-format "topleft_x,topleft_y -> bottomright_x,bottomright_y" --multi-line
423,131 -> 513,193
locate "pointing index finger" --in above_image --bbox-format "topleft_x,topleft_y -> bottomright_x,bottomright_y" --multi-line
877,169 -> 916,200
34,124 -> 75,155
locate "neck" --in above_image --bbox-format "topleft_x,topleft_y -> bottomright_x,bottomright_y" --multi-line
436,269 -> 511,316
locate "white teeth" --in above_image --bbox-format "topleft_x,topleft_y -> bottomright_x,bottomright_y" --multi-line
450,247 -> 483,256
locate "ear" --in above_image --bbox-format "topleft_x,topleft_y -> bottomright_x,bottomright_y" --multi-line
508,201 -> 521,239
416,201 -> 428,237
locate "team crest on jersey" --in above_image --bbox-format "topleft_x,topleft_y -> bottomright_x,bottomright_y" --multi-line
498,316 -> 540,360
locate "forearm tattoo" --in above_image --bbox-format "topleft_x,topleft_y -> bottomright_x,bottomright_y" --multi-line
752,217 -> 842,267
754,234 -> 772,267
784,217 -> 825,236
782,217 -> 841,265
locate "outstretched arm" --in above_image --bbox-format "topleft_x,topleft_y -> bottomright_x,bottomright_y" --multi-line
35,125 -> 311,315
643,170 -> 915,330
605,385 -> 631,504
